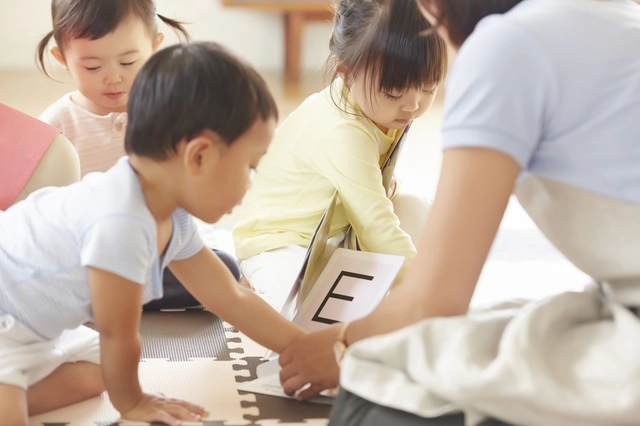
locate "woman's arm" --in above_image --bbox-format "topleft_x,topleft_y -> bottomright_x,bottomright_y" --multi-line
168,247 -> 306,354
279,147 -> 521,399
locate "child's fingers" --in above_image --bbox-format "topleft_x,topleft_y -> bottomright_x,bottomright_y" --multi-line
152,410 -> 181,426
296,383 -> 325,401
164,404 -> 202,422
163,402 -> 206,421
167,398 -> 208,417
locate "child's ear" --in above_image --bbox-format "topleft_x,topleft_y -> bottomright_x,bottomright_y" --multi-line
50,46 -> 67,69
182,133 -> 223,175
153,32 -> 165,52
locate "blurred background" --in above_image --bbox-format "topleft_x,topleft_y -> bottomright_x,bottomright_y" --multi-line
0,0 -> 588,305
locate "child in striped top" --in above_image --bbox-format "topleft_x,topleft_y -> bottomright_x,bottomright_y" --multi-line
36,0 -> 189,176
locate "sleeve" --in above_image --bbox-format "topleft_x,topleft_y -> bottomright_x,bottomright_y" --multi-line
38,102 -> 64,131
442,16 -> 557,168
170,209 -> 204,261
307,124 -> 417,269
80,216 -> 153,285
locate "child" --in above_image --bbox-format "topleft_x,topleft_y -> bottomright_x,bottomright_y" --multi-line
36,0 -> 189,176
0,42 -> 305,426
36,0 -> 241,307
232,0 -> 448,311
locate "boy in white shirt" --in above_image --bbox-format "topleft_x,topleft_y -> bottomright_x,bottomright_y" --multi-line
0,41 -> 305,426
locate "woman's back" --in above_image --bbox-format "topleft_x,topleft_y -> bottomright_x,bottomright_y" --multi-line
442,0 -> 640,204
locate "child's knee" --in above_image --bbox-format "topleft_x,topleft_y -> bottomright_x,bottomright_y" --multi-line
392,193 -> 432,244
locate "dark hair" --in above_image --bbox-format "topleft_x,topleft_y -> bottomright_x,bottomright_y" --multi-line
326,0 -> 448,111
418,0 -> 525,48
125,42 -> 278,159
36,0 -> 190,77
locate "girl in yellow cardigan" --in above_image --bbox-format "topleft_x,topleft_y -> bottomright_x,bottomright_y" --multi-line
233,0 -> 447,311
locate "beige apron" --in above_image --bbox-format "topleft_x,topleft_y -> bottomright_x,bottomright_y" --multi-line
340,175 -> 640,426
516,175 -> 640,305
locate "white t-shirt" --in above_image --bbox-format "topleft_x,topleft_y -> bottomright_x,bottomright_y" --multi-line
442,0 -> 640,205
39,92 -> 127,177
0,157 -> 203,339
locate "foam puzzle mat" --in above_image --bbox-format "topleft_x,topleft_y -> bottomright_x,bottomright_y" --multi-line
27,309 -> 519,426
29,309 -> 331,426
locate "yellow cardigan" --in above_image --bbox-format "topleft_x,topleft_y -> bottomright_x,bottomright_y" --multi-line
233,81 -> 417,281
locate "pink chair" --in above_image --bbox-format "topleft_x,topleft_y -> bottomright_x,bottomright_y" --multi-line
0,103 -> 80,210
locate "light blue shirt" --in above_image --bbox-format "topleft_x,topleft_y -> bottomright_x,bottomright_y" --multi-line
0,157 -> 203,339
442,0 -> 640,205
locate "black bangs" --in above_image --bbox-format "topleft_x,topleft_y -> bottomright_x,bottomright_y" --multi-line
375,0 -> 447,92
325,0 -> 447,114
60,0 -> 154,43
37,0 -> 190,78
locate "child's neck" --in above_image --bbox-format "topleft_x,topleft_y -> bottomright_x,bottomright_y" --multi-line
128,155 -> 180,224
373,122 -> 389,134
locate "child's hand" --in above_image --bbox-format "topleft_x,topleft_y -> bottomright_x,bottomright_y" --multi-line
387,175 -> 397,198
120,392 -> 208,426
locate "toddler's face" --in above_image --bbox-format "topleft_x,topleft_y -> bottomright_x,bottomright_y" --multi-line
349,71 -> 438,134
190,117 -> 276,224
53,17 -> 163,116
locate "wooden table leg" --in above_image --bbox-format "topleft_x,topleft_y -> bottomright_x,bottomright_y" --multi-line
284,11 -> 305,82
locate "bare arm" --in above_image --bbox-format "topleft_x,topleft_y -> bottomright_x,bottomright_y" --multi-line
349,148 -> 521,338
279,147 -> 521,398
168,247 -> 306,354
88,267 -> 206,425
88,267 -> 145,412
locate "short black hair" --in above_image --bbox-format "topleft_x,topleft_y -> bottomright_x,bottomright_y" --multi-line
125,41 -> 279,159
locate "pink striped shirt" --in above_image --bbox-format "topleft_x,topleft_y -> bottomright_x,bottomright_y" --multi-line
39,92 -> 127,177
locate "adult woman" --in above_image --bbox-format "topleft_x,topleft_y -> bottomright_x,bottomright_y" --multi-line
279,0 -> 640,424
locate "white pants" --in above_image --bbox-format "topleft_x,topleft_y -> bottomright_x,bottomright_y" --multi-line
0,314 -> 100,389
239,244 -> 308,312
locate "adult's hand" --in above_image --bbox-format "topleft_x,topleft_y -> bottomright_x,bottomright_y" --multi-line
278,324 -> 341,400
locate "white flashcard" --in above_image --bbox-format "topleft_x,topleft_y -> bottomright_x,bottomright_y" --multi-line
293,248 -> 404,332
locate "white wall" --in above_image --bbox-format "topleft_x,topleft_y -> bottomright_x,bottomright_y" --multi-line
0,0 -> 333,72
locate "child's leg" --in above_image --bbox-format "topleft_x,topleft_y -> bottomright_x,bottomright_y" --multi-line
0,383 -> 28,426
392,192 -> 432,247
239,244 -> 308,312
145,248 -> 240,310
26,361 -> 104,415
1,317 -> 102,419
